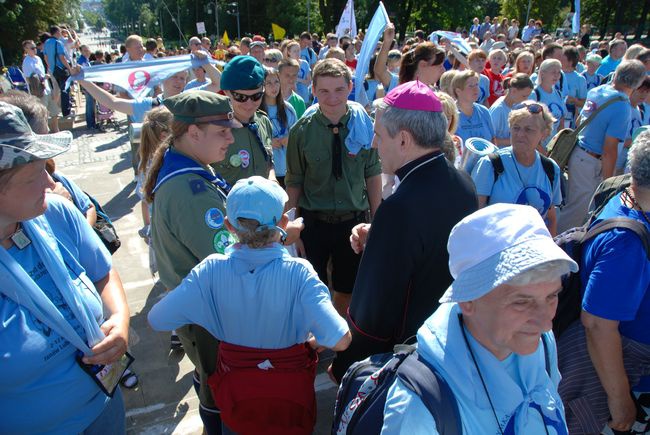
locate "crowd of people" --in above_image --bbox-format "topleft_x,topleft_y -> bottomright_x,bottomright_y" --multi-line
2,12 -> 650,435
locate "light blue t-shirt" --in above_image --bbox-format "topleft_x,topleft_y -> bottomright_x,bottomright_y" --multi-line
300,47 -> 317,67
184,78 -> 211,91
456,103 -> 495,144
471,147 -> 562,217
266,103 -> 298,177
52,171 -> 92,214
0,195 -> 112,434
597,55 -> 621,77
387,73 -> 399,93
296,59 -> 312,104
563,71 -> 588,128
489,96 -> 514,141
44,38 -> 67,73
148,244 -> 348,349
577,84 -> 630,155
582,71 -> 604,91
531,71 -> 568,98
478,73 -> 490,106
531,86 -> 566,145
616,106 -> 642,170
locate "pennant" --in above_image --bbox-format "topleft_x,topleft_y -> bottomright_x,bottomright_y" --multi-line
354,2 -> 389,107
67,55 -> 222,99
272,23 -> 286,40
429,30 -> 472,55
572,0 -> 580,35
336,0 -> 357,39
222,30 -> 230,46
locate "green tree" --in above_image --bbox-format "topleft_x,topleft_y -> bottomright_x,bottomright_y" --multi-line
0,0 -> 81,65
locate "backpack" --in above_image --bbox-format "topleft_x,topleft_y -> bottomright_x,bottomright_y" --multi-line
331,345 -> 461,435
546,96 -> 626,171
488,152 -> 555,185
552,216 -> 650,337
585,174 -> 631,225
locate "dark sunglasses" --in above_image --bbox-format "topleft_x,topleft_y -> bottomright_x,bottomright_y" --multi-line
514,102 -> 544,114
230,90 -> 265,102
264,58 -> 279,62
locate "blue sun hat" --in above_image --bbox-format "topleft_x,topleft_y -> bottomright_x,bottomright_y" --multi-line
226,176 -> 289,240
439,203 -> 578,303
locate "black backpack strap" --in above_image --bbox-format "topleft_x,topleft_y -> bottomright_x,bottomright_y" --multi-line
539,155 -> 556,187
541,333 -> 551,376
534,87 -> 541,101
488,152 -> 504,182
397,353 -> 462,435
585,217 -> 650,260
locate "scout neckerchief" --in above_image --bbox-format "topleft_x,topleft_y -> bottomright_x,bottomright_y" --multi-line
0,214 -> 104,355
243,120 -> 270,162
327,122 -> 344,180
153,147 -> 230,195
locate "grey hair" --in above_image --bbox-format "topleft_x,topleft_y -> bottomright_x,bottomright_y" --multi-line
376,101 -> 449,149
613,60 -> 646,90
231,217 -> 280,248
629,130 -> 650,189
506,260 -> 571,286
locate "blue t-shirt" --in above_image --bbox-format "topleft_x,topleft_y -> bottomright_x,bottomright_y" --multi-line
563,70 -> 588,128
387,73 -> 399,93
456,103 -> 495,144
581,193 -> 650,344
365,79 -> 380,102
616,106 -> 643,171
0,195 -> 112,434
184,79 -> 211,91
44,38 -> 66,73
531,71 -> 568,98
296,59 -> 312,104
577,85 -> 630,155
300,47 -> 317,67
597,55 -> 621,78
489,96 -> 513,141
471,147 -> 562,217
582,71 -> 603,91
52,171 -> 92,215
148,244 -> 348,349
478,74 -> 490,106
531,86 -> 566,146
266,103 -> 298,177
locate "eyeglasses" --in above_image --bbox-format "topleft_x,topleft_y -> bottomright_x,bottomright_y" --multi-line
264,58 -> 279,63
28,46 -> 37,50
514,102 -> 543,114
230,90 -> 265,102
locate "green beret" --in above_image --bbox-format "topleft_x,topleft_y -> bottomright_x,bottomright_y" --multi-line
163,90 -> 242,127
220,55 -> 266,91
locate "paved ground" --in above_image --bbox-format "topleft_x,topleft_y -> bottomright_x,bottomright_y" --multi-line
56,105 -> 339,434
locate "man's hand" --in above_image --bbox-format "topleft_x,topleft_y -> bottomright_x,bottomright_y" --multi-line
607,393 -> 637,432
284,216 -> 304,246
193,51 -> 208,61
350,223 -> 371,254
83,313 -> 129,365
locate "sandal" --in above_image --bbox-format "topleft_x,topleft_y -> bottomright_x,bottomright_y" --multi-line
120,369 -> 139,389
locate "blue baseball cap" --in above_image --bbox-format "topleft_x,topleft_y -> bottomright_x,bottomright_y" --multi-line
226,176 -> 288,239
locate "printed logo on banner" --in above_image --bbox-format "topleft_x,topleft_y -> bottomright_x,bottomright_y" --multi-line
128,70 -> 151,91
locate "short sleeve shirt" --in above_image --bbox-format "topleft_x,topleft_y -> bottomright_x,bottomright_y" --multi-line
456,103 -> 495,144
267,104 -> 298,177
478,74 -> 490,106
489,96 -> 513,140
471,147 -> 562,217
577,85 -> 630,155
211,111 -> 274,186
581,71 -> 603,91
530,86 -> 566,142
285,106 -> 381,212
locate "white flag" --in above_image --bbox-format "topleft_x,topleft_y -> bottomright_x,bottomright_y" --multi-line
336,0 -> 357,39
67,55 -> 222,99
354,2 -> 389,107
429,31 -> 473,55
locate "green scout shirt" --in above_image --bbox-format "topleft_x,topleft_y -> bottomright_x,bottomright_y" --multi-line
211,111 -> 274,186
287,91 -> 306,119
151,147 -> 236,407
285,105 -> 381,213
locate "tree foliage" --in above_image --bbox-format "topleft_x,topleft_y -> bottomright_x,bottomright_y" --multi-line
0,0 -> 81,65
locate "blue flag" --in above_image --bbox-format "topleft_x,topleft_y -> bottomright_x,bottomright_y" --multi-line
572,0 -> 580,35
354,2 -> 389,107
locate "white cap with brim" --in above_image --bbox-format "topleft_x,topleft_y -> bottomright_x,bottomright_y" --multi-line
439,203 -> 578,303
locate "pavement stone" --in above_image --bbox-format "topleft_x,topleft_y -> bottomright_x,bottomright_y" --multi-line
55,110 -> 339,434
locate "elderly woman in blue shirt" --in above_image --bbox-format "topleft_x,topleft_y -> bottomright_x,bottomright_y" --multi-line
472,101 -> 562,235
381,203 -> 577,434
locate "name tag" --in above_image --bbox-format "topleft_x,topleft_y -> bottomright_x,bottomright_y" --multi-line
76,351 -> 135,397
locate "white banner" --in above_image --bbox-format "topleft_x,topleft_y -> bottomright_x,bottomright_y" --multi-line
429,30 -> 472,55
336,0 -> 357,39
354,2 -> 389,107
197,22 -> 206,34
67,55 -> 221,99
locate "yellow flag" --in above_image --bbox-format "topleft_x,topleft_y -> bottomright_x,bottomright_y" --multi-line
272,23 -> 286,40
222,30 -> 230,46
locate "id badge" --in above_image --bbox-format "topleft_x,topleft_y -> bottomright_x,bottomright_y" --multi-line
76,351 -> 135,397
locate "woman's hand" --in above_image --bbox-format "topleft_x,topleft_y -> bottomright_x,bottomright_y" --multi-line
83,313 -> 129,365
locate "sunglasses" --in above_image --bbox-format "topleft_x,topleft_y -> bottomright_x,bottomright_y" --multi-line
264,58 -> 279,62
514,102 -> 544,114
230,90 -> 265,102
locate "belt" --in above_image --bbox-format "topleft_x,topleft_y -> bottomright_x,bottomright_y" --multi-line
578,145 -> 602,160
301,209 -> 365,224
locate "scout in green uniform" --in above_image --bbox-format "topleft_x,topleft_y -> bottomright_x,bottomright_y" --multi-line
285,59 -> 383,316
144,90 -> 241,434
212,55 -> 276,186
